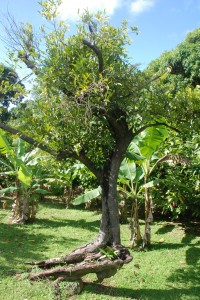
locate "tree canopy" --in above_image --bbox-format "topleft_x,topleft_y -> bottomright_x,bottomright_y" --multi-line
2,9 -> 199,169
0,64 -> 24,121
147,28 -> 200,87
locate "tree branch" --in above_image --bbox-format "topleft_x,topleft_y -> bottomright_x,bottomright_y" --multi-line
18,52 -> 39,75
0,122 -> 102,179
104,109 -> 134,142
0,122 -> 56,156
1,13 -> 39,75
58,149 -> 102,180
149,69 -> 171,83
83,39 -> 103,74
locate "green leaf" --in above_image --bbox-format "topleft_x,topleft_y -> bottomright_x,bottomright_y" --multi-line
117,177 -> 130,186
34,188 -> 51,194
13,138 -> 25,158
72,186 -> 101,205
24,149 -> 46,165
119,160 -> 137,181
128,142 -> 142,157
125,151 -> 144,161
0,186 -> 18,194
1,199 -> 14,204
142,179 -> 160,188
134,126 -> 169,159
0,129 -> 10,155
0,157 -> 13,169
29,194 -> 40,201
135,167 -> 145,182
119,159 -> 144,183
0,171 -> 16,176
18,165 -> 32,186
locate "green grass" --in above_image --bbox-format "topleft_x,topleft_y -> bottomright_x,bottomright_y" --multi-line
0,202 -> 199,300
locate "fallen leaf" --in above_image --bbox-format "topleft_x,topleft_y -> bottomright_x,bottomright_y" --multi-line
180,261 -> 185,264
159,238 -> 165,243
2,239 -> 10,243
134,263 -> 141,269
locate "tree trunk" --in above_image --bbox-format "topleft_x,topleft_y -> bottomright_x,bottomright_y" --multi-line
143,186 -> 154,247
129,197 -> 142,248
10,181 -> 29,224
119,198 -> 128,224
26,139 -> 133,286
98,168 -> 121,246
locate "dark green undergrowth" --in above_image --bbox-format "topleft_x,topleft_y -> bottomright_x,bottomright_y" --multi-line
0,202 -> 199,300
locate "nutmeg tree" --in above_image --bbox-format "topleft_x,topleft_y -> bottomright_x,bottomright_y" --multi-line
0,0 -> 199,284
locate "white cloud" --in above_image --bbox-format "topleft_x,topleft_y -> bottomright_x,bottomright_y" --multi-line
58,0 -> 122,21
131,0 -> 155,14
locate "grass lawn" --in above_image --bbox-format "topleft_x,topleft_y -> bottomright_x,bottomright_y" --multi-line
0,202 -> 199,300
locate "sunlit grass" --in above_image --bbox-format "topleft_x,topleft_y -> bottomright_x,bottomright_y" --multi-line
0,202 -> 199,300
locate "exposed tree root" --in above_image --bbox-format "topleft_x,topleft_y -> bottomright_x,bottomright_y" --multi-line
26,243 -> 132,290
53,277 -> 84,298
26,240 -> 105,268
29,259 -> 123,282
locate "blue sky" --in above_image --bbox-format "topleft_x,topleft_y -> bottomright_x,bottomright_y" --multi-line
0,0 -> 200,71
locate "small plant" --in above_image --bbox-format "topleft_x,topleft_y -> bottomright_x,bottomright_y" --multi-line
99,246 -> 119,260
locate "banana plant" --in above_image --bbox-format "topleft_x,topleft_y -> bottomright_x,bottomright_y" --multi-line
0,129 -> 49,224
118,158 -> 144,247
129,125 -> 169,246
72,126 -> 170,247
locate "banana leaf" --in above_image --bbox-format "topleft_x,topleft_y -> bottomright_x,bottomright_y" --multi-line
72,186 -> 101,205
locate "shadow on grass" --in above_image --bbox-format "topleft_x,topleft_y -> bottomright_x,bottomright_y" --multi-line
147,239 -> 200,252
168,264 -> 200,286
155,224 -> 175,234
0,205 -> 100,276
84,283 -> 200,300
0,220 -> 81,274
34,217 -> 99,232
165,225 -> 200,299
186,246 -> 200,265
152,221 -> 200,252
155,220 -> 200,237
184,222 -> 200,237
39,201 -> 67,210
40,200 -> 100,212
167,236 -> 200,286
131,223 -> 200,299
0,223 -> 52,273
